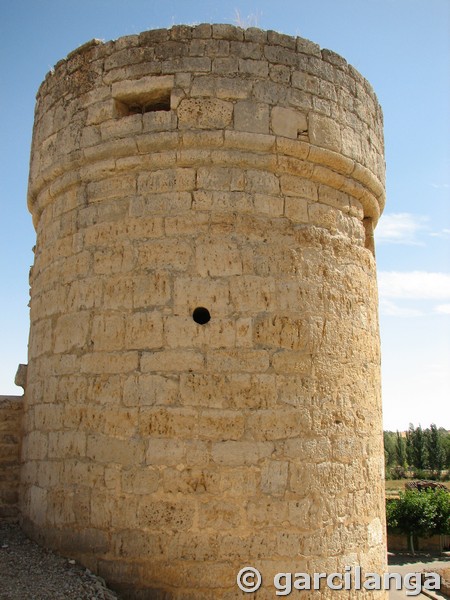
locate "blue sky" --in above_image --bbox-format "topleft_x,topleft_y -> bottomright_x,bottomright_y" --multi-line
0,0 -> 449,431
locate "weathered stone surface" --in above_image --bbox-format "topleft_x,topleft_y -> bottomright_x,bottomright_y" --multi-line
178,97 -> 233,129
22,23 -> 387,600
14,364 -> 27,390
309,111 -> 342,152
271,105 -> 308,138
234,100 -> 269,134
0,396 -> 23,522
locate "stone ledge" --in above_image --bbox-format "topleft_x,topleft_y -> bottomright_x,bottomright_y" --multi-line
28,131 -> 384,228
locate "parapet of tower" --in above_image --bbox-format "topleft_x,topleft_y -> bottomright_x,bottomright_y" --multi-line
23,24 -> 387,599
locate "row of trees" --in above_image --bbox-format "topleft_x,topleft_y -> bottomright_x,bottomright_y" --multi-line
386,489 -> 450,554
384,424 -> 450,479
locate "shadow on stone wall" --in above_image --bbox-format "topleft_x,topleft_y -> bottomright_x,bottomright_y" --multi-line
0,395 -> 23,522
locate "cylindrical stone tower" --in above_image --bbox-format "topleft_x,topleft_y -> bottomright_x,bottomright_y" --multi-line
22,24 -> 387,599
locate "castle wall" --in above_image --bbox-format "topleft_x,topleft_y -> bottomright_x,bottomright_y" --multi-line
23,24 -> 387,599
0,396 -> 23,522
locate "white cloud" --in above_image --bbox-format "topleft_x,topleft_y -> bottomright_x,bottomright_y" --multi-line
430,228 -> 450,238
378,271 -> 450,300
379,299 -> 423,317
375,213 -> 428,245
435,303 -> 450,315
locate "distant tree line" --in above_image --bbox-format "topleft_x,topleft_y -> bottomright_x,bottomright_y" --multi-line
384,424 -> 450,480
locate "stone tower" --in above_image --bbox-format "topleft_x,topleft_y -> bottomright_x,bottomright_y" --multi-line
23,25 -> 387,598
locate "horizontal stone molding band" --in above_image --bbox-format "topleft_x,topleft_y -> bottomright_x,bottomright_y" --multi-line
28,131 -> 384,228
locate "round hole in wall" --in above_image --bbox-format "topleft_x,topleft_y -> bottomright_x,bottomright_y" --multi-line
192,306 -> 211,325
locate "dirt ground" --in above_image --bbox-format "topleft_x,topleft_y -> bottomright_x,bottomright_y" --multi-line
0,523 -> 121,600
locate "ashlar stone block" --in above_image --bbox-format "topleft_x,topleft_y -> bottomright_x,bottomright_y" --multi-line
271,106 -> 308,139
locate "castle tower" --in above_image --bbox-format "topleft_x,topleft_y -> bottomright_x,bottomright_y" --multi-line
23,25 -> 387,598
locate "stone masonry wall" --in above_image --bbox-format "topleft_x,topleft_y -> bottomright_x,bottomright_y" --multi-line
0,396 -> 23,522
23,24 -> 387,599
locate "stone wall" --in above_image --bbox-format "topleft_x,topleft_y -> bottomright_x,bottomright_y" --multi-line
388,533 -> 450,552
23,24 -> 387,599
0,396 -> 23,522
